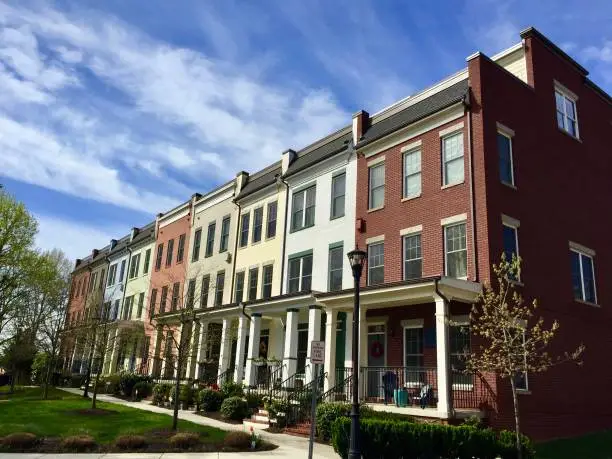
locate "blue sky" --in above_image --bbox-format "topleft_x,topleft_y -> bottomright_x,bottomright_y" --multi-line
1,0 -> 611,261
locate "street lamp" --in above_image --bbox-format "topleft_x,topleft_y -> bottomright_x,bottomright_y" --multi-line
347,247 -> 366,459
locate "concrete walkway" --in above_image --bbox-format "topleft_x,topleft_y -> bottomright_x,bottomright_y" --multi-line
26,387 -> 337,459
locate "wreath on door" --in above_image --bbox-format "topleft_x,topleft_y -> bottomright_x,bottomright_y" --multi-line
370,341 -> 383,358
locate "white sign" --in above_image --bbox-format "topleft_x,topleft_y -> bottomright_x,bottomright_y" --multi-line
310,340 -> 325,365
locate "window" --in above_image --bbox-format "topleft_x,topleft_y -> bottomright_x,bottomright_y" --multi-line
186,279 -> 196,309
107,264 -> 117,286
513,328 -> 529,391
102,301 -> 111,321
119,261 -> 126,283
171,282 -> 180,310
123,296 -> 133,320
262,265 -> 273,299
129,253 -> 140,279
249,207 -> 262,243
498,132 -> 514,185
240,212 -> 250,247
137,292 -> 144,318
292,186 -> 316,231
205,222 -> 216,257
155,244 -> 163,270
367,243 -> 384,285
113,299 -> 120,320
403,149 -> 421,198
287,253 -> 313,293
220,216 -> 231,252
331,173 -> 346,219
192,229 -> 202,262
166,239 -> 174,267
368,163 -> 385,209
160,286 -> 168,314
445,223 -> 467,278
404,327 -> 424,368
503,223 -> 519,263
442,133 -> 464,186
215,271 -> 225,306
99,269 -> 105,290
200,275 -> 210,308
177,233 -> 186,263
248,267 -> 259,301
450,323 -> 472,386
143,249 -> 151,274
266,201 -> 277,238
555,88 -> 578,137
403,234 -> 422,280
149,289 -> 157,319
234,272 -> 245,303
328,245 -> 343,291
570,248 -> 597,304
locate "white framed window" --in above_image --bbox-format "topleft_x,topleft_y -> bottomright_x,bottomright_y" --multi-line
403,325 -> 423,385
368,163 -> 385,209
444,222 -> 467,278
570,246 -> 597,304
403,233 -> 422,280
502,219 -> 520,281
513,328 -> 529,392
330,173 -> 346,219
367,242 -> 384,286
442,132 -> 464,186
555,88 -> 578,138
497,131 -> 514,186
291,186 -> 316,231
450,320 -> 473,388
288,252 -> 313,293
403,149 -> 421,198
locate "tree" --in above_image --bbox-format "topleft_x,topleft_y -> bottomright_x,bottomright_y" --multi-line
465,255 -> 585,459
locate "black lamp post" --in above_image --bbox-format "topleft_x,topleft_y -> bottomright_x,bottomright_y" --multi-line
347,247 -> 366,459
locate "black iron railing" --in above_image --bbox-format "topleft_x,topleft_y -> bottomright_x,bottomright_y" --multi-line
450,369 -> 497,412
217,368 -> 232,386
269,365 -> 309,400
286,368 -> 326,427
321,369 -> 353,404
360,366 -> 438,407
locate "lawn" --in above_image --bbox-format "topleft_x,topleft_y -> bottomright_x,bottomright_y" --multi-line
536,430 -> 612,459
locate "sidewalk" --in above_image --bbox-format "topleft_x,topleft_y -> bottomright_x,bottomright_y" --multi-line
37,387 -> 338,459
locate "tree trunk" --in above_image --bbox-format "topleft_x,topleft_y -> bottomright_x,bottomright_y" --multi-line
43,354 -> 53,400
510,376 -> 522,459
172,370 -> 180,431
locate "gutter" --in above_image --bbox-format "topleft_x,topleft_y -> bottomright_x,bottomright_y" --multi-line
278,174 -> 290,295
464,92 -> 479,282
119,247 -> 132,321
229,198 -> 242,303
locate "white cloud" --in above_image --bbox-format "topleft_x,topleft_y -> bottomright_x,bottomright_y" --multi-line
582,41 -> 612,63
461,0 -> 520,54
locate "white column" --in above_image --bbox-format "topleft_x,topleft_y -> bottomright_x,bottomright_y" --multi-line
185,320 -> 200,379
107,328 -> 120,375
79,342 -> 89,374
176,323 -> 187,378
245,313 -> 262,387
305,306 -> 322,383
435,296 -> 451,418
234,315 -> 248,383
69,337 -> 79,373
358,306 -> 367,399
195,320 -> 209,380
282,308 -> 299,386
217,318 -> 232,382
324,309 -> 337,392
344,312 -> 353,368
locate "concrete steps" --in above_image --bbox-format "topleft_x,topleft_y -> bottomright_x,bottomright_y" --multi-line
243,408 -> 270,430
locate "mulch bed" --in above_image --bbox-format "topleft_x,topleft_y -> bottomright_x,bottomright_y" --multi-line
195,411 -> 244,425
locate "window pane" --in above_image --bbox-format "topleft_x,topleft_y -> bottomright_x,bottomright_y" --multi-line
445,223 -> 467,278
220,217 -> 230,252
266,201 -> 277,238
288,259 -> 301,293
570,251 -> 582,300
235,272 -> 244,303
581,254 -> 596,303
329,246 -> 343,291
503,225 -> 517,261
403,150 -> 421,197
262,265 -> 273,299
240,213 -> 250,247
369,164 -> 385,208
192,230 -> 201,261
331,174 -> 346,218
302,255 -> 313,291
368,243 -> 384,285
292,191 -> 304,230
205,223 -> 215,257
304,187 -> 316,227
555,91 -> 565,112
248,268 -> 258,301
404,234 -> 422,280
556,110 -> 565,130
445,157 -> 464,185
565,97 -> 575,119
443,134 -> 464,185
497,133 -> 513,184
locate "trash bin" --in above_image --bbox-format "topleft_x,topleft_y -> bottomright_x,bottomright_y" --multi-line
396,388 -> 408,407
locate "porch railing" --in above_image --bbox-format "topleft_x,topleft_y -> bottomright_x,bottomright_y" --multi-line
286,368 -> 326,427
451,369 -> 497,412
269,365 -> 309,400
217,368 -> 232,386
321,368 -> 353,403
360,366 -> 438,407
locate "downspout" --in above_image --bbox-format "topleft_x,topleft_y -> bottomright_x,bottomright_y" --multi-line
120,248 -> 133,320
229,199 -> 242,302
278,174 -> 290,295
465,94 -> 479,282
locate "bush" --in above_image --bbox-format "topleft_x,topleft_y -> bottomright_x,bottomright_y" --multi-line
220,380 -> 244,399
220,396 -> 249,421
153,383 -> 172,405
119,372 -> 152,398
169,432 -> 200,449
1,432 -> 38,450
245,392 -> 264,411
61,435 -> 97,452
133,381 -> 153,400
198,388 -> 224,412
180,384 -> 195,404
69,374 -> 84,388
497,430 -> 535,459
330,417 -> 534,459
268,399 -> 290,428
115,434 -> 148,450
102,374 -> 121,395
223,431 -> 252,449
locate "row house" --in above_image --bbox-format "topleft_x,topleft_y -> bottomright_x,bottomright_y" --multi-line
63,27 -> 611,441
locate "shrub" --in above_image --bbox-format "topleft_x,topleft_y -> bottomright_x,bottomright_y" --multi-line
61,435 -> 97,452
169,432 -> 200,449
69,374 -> 84,388
133,381 -> 153,400
220,380 -> 244,399
115,434 -> 148,450
198,388 -> 224,412
223,431 -> 252,449
220,396 -> 249,421
180,384 -> 195,404
119,372 -> 152,397
103,374 -> 121,395
497,430 -> 535,459
245,392 -> 264,411
1,432 -> 38,450
153,383 -> 172,405
268,399 -> 290,428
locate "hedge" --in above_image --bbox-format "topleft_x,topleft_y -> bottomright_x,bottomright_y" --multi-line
331,417 -> 534,459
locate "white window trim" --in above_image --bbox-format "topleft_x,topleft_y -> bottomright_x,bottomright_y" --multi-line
570,247 -> 598,305
365,234 -> 385,245
554,82 -> 580,139
402,147 -> 422,199
497,129 -> 515,186
440,213 -> 467,226
441,132 -> 465,186
443,222 -> 468,280
402,232 -> 422,280
367,242 -> 384,286
501,214 -> 520,228
368,162 -> 385,210
400,139 -> 422,152
569,241 -> 595,257
438,121 -> 464,137
367,155 -> 386,167
496,122 -> 515,137
400,225 -> 422,236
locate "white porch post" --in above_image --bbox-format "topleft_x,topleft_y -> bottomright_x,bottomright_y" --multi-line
358,306 -> 367,399
186,320 -> 201,379
217,318 -> 232,382
245,313 -> 262,387
234,315 -> 248,383
69,337 -> 79,372
107,328 -> 120,375
282,308 -> 299,387
344,312 -> 353,368
305,306 -> 322,383
324,309 -> 337,392
176,322 -> 187,378
435,296 -> 451,418
195,320 -> 209,380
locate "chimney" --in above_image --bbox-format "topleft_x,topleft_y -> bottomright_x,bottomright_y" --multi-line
352,110 -> 369,145
281,149 -> 297,175
235,171 -> 249,195
75,259 -> 82,269
130,227 -> 139,241
91,249 -> 99,258
155,212 -> 163,238
110,239 -> 117,249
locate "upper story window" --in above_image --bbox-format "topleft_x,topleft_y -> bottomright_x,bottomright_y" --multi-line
149,289 -> 157,319
200,275 -> 210,308
497,130 -> 515,186
155,243 -> 164,270
248,267 -> 259,301
160,286 -> 168,314
444,222 -> 467,278
555,87 -> 578,138
403,233 -> 422,280
367,242 -> 384,286
291,186 -> 316,231
252,207 -> 264,243
262,265 -> 273,299
192,229 -> 202,262
234,271 -> 245,303
177,233 -> 186,263
403,149 -> 421,198
331,173 -> 346,219
186,278 -> 196,309
266,201 -> 278,238
129,253 -> 140,279
215,270 -> 225,306
205,222 -> 216,257
137,292 -> 144,318
502,217 -> 520,281
143,248 -> 151,274
240,212 -> 250,247
220,216 -> 231,252
368,163 -> 385,209
570,244 -> 597,304
107,264 -> 117,286
119,260 -> 126,282
165,239 -> 174,267
288,252 -> 313,293
442,132 -> 464,186
171,282 -> 180,310
328,244 -> 344,292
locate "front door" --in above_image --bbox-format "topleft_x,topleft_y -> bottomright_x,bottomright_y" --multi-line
367,324 -> 386,399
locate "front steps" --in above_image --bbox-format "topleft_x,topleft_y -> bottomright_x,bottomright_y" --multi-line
243,408 -> 270,431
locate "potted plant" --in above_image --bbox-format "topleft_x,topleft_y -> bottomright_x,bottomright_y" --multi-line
253,357 -> 267,367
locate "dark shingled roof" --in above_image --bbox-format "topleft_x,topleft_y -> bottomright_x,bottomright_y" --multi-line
235,162 -> 282,200
130,221 -> 155,247
108,235 -> 131,258
284,131 -> 352,177
358,79 -> 469,147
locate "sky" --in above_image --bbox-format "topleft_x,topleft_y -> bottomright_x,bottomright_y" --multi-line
0,0 -> 611,262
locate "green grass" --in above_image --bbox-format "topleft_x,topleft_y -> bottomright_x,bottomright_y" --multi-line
0,386 -> 227,445
536,430 -> 612,459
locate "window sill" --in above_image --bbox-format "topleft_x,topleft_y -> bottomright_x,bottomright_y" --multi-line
516,389 -> 531,395
441,181 -> 464,190
290,224 -> 315,234
250,241 -> 262,247
367,205 -> 385,213
558,127 -> 581,143
401,194 -> 421,202
238,245 -> 248,250
330,213 -> 345,221
265,235 -> 277,241
501,181 -> 517,190
575,299 -> 600,308
219,249 -> 228,254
